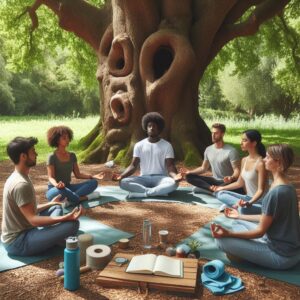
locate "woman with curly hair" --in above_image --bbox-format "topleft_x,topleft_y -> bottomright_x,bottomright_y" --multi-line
46,126 -> 103,206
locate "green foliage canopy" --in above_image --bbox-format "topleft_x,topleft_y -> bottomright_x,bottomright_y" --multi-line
0,1 -> 299,118
200,0 -> 300,118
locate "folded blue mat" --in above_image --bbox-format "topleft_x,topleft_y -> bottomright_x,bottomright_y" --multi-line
201,259 -> 244,295
182,215 -> 300,287
0,216 -> 134,272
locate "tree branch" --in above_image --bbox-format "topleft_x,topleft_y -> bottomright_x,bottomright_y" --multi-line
223,0 -> 264,25
277,14 -> 300,74
206,0 -> 291,69
191,0 -> 237,76
24,0 -> 111,51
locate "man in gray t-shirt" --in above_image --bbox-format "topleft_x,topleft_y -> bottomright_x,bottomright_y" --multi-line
1,137 -> 81,256
186,123 -> 241,193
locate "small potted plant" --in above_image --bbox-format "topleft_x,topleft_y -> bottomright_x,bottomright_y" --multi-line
187,239 -> 201,259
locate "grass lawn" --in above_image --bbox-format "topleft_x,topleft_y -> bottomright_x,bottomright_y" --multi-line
0,116 -> 97,162
0,115 -> 299,162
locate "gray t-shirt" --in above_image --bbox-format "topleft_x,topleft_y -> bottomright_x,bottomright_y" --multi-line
1,171 -> 37,244
47,152 -> 77,185
262,184 -> 300,257
204,144 -> 240,180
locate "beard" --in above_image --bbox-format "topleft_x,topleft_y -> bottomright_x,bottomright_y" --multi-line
212,137 -> 222,143
25,159 -> 36,167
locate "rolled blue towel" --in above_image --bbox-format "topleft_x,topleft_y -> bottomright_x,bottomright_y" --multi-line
201,260 -> 244,295
201,271 -> 232,288
203,259 -> 225,279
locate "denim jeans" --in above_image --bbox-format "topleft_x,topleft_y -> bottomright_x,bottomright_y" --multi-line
215,219 -> 300,269
120,175 -> 178,196
46,179 -> 98,204
4,205 -> 79,256
216,190 -> 262,214
186,174 -> 244,194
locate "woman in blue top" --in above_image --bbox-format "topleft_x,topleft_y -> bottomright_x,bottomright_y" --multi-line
46,126 -> 104,206
211,144 -> 300,269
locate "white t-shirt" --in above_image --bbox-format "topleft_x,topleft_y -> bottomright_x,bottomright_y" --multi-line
204,144 -> 240,180
133,138 -> 174,176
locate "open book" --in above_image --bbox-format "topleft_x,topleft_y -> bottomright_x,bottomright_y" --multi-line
126,254 -> 183,278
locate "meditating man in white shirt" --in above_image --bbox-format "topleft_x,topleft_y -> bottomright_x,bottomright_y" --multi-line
114,112 -> 182,199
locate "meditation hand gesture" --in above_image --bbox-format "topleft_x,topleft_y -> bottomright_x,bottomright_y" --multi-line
210,185 -> 223,192
223,176 -> 233,183
56,181 -> 65,189
224,208 -> 239,219
66,205 -> 83,221
210,223 -> 230,238
174,173 -> 183,182
179,168 -> 188,179
112,172 -> 122,181
238,199 -> 252,207
93,172 -> 105,180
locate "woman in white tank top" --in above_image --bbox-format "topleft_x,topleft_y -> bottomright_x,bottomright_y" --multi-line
211,130 -> 267,214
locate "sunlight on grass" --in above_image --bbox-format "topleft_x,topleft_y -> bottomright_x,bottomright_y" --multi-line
0,114 -> 299,162
0,116 -> 98,162
205,115 -> 300,156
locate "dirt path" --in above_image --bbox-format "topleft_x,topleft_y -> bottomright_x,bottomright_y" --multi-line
0,160 -> 300,300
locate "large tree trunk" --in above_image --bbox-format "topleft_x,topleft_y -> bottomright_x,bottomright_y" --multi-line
27,0 -> 291,165
77,0 -> 212,165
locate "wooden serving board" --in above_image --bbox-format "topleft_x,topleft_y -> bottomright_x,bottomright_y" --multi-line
97,253 -> 198,294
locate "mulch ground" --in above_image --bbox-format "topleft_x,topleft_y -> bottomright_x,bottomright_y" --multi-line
0,159 -> 300,300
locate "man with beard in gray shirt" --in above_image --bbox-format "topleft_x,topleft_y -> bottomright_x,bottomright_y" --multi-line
186,123 -> 242,194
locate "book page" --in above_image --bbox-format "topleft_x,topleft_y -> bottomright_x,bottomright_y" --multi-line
126,254 -> 157,274
153,255 -> 183,278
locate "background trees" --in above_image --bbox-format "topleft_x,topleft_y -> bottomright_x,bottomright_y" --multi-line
0,1 -> 299,164
0,45 -> 99,116
199,1 -> 300,119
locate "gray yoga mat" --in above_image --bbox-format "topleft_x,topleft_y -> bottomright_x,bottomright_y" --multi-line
181,215 -> 300,287
0,216 -> 134,272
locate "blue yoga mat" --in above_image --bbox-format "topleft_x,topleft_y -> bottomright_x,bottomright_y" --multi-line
0,216 -> 134,272
182,215 -> 300,287
74,186 -> 222,209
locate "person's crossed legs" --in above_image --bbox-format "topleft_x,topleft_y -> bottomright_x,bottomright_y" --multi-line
120,175 -> 177,198
4,205 -> 79,256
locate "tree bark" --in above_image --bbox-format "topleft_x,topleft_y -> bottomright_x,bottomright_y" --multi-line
27,0 -> 291,165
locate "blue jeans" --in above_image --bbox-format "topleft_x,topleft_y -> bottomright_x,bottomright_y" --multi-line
215,220 -> 300,269
216,190 -> 262,214
46,179 -> 98,205
120,175 -> 178,196
4,205 -> 79,256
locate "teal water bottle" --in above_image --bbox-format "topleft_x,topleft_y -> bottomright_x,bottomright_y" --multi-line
64,236 -> 80,291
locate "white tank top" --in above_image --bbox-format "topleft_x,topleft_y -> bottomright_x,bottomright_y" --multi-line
241,157 -> 260,197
